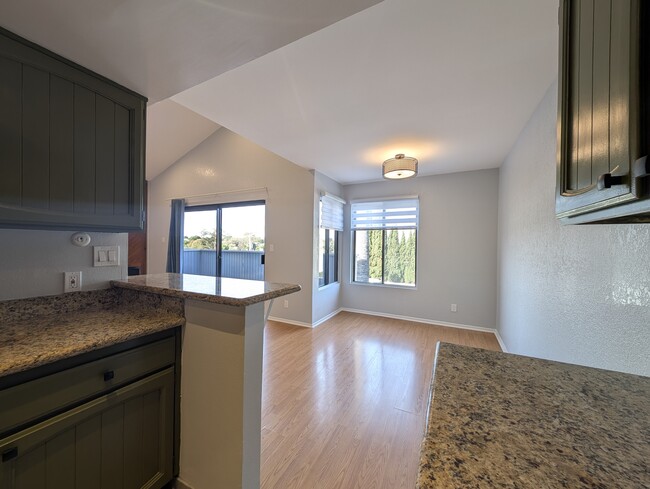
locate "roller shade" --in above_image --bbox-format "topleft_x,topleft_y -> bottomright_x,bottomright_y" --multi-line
351,198 -> 419,229
320,193 -> 345,231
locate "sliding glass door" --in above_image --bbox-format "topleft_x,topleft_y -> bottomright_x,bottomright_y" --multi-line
183,201 -> 265,280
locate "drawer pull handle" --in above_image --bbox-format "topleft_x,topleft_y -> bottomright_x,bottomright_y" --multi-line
103,370 -> 115,382
2,447 -> 18,462
597,172 -> 626,190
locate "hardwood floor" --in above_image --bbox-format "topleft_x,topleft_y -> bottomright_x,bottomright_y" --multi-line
261,311 -> 500,489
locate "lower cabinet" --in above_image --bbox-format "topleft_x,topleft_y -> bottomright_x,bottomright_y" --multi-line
0,332 -> 179,489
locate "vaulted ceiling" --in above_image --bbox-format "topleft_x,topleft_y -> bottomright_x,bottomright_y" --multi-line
1,0 -> 558,184
172,0 -> 559,183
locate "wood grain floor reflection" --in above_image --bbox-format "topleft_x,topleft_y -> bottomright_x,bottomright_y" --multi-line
261,311 -> 500,489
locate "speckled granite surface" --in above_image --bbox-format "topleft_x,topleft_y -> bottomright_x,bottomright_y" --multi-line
0,288 -> 184,378
111,273 -> 301,306
417,343 -> 650,489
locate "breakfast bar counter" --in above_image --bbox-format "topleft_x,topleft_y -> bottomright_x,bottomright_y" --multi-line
113,272 -> 301,489
417,343 -> 650,488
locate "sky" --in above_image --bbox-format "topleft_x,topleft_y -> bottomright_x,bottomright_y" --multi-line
184,204 -> 265,238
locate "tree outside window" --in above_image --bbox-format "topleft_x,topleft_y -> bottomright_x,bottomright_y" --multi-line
352,199 -> 418,287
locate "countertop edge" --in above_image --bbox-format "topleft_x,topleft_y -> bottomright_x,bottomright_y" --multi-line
110,279 -> 302,306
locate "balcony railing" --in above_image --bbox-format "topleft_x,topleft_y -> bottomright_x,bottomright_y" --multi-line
183,249 -> 264,280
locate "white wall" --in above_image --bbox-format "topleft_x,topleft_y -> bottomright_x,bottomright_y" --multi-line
498,81 -> 650,376
312,171 -> 344,325
341,170 -> 499,330
147,128 -> 314,324
0,230 -> 127,300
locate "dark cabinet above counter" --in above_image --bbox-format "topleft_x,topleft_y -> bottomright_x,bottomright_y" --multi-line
556,0 -> 650,224
0,27 -> 146,232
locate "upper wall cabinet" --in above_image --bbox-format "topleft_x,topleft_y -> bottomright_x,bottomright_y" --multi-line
556,0 -> 650,224
0,28 -> 146,231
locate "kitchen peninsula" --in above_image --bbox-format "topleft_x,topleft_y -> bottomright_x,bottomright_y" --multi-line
0,273 -> 300,489
111,273 -> 301,489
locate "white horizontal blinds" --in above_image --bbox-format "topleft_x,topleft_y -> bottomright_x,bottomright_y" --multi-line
320,194 -> 345,231
351,198 -> 419,229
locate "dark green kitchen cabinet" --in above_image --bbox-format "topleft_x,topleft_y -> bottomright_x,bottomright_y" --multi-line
0,331 -> 180,489
0,27 -> 146,231
0,370 -> 173,489
556,0 -> 650,224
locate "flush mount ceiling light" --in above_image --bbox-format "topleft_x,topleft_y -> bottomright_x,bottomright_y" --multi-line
382,154 -> 418,180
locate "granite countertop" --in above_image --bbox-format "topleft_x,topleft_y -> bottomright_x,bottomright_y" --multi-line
111,273 -> 301,307
0,288 -> 184,379
417,343 -> 650,488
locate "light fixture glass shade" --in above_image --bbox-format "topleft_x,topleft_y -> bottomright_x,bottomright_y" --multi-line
383,154 -> 418,179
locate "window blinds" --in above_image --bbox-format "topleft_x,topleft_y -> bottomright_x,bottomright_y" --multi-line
320,193 -> 345,231
351,198 -> 419,229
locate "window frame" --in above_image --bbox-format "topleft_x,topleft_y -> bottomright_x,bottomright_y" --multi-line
350,198 -> 419,289
319,227 -> 340,288
183,199 -> 265,277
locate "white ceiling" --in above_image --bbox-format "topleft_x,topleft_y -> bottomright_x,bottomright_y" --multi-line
146,100 -> 221,180
0,0 -> 381,103
173,0 -> 559,183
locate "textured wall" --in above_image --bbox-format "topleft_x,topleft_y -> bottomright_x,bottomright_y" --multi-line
0,230 -> 127,300
341,169 -> 500,330
147,128 -> 314,324
498,81 -> 650,376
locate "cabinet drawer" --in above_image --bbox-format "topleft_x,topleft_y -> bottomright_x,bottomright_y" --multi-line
0,368 -> 174,489
0,337 -> 175,436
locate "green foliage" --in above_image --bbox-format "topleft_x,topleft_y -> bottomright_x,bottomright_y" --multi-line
184,230 -> 216,250
368,230 -> 383,280
385,230 -> 401,283
382,229 -> 416,285
184,230 -> 264,251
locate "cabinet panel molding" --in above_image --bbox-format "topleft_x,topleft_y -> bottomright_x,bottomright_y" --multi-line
0,27 -> 146,231
557,0 -> 650,224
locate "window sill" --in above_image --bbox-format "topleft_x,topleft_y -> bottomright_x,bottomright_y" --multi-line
349,281 -> 417,291
318,281 -> 340,291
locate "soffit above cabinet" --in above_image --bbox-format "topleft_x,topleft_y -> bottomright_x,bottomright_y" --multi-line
0,0 -> 382,103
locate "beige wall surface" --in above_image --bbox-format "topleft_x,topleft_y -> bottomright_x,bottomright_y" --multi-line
341,169 -> 500,330
147,128 -> 314,324
497,81 -> 650,376
0,230 -> 127,300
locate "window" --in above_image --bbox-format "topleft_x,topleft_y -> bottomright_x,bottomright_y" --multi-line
319,193 -> 344,287
319,228 -> 338,287
183,201 -> 265,280
351,198 -> 418,287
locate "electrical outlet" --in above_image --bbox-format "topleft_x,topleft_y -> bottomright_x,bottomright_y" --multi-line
451,303 -> 458,313
64,271 -> 82,292
283,300 -> 289,308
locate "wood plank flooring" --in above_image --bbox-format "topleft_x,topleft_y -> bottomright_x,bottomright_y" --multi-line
261,311 -> 501,489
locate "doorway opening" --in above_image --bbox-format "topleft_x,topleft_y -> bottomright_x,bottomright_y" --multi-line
182,201 -> 265,280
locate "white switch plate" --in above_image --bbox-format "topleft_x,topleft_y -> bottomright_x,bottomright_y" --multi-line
94,245 -> 120,267
451,303 -> 458,312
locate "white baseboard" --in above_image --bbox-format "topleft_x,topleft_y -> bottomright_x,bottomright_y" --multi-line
268,308 -> 343,329
312,308 -> 343,327
494,329 -> 508,353
340,308 -> 507,350
268,308 -> 509,353
340,307 -> 494,333
266,316 -> 313,328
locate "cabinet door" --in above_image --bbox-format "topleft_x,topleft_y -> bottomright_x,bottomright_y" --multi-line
0,368 -> 174,489
0,28 -> 145,231
556,0 -> 643,220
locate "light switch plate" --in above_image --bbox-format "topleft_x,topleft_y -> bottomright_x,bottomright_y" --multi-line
94,245 -> 120,267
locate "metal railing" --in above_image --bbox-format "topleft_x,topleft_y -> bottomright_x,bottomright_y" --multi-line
183,249 -> 264,280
